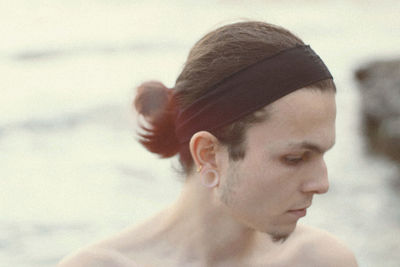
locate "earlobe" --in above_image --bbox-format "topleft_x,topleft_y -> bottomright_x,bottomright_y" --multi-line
200,168 -> 220,187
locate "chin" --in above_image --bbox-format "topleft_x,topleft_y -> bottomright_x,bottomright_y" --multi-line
263,223 -> 297,243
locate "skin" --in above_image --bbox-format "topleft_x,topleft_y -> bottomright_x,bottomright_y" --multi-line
58,88 -> 358,267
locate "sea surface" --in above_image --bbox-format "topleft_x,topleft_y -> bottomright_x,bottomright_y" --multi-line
1,0 -> 400,266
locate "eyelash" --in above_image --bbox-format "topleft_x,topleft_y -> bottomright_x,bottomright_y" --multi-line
284,156 -> 303,165
283,152 -> 311,165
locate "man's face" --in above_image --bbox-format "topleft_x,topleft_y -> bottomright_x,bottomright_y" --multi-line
217,88 -> 336,241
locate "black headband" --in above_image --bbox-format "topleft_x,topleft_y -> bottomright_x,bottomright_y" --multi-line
175,45 -> 333,143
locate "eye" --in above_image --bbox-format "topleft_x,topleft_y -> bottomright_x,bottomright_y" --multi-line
283,152 -> 311,166
284,155 -> 303,165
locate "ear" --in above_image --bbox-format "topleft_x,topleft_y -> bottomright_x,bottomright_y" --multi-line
189,131 -> 220,170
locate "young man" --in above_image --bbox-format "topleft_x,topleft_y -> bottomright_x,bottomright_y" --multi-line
59,21 -> 358,267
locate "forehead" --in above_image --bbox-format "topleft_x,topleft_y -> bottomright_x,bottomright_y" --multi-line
246,88 -> 336,151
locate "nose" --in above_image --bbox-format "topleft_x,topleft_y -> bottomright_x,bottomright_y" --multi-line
301,158 -> 330,194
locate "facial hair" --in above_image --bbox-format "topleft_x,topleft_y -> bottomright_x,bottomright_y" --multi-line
220,161 -> 292,245
270,232 -> 290,243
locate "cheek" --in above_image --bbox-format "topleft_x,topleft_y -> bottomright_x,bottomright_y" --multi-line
251,162 -> 301,206
247,154 -> 287,188
239,164 -> 290,207
222,153 -> 299,211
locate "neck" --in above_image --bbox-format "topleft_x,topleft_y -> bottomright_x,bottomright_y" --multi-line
154,174 -> 276,266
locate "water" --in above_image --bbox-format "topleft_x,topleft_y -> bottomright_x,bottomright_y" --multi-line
1,0 -> 400,266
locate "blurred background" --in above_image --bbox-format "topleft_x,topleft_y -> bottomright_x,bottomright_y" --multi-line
1,0 -> 399,266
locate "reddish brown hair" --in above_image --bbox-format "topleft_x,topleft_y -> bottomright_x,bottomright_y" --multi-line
134,21 -> 335,174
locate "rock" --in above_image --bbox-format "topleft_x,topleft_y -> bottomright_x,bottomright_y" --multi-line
355,59 -> 400,163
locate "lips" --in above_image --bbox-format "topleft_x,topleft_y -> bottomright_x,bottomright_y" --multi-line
287,208 -> 307,218
287,204 -> 311,218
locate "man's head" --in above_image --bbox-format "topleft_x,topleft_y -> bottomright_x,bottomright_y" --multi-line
134,20 -> 336,240
189,87 -> 336,242
176,21 -> 335,173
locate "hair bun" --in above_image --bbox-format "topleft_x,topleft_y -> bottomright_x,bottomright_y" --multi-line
133,80 -> 179,158
134,81 -> 171,122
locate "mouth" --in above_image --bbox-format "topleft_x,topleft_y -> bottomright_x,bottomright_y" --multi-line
287,204 -> 311,218
287,208 -> 307,218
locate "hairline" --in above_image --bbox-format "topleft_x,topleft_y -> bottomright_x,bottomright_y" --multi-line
227,84 -> 336,162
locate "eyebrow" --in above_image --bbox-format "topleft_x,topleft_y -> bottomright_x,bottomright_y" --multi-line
286,141 -> 335,154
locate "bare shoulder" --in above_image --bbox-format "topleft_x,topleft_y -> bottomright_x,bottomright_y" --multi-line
57,246 -> 139,267
57,216 -> 161,267
292,224 -> 358,267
